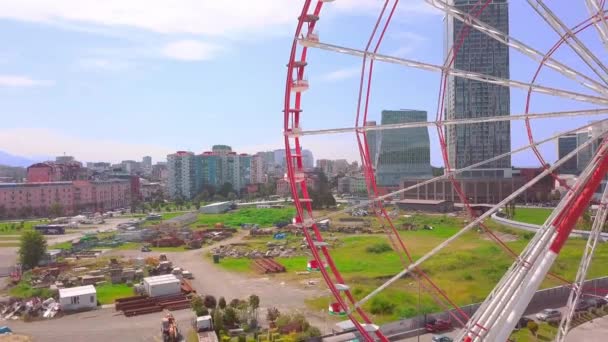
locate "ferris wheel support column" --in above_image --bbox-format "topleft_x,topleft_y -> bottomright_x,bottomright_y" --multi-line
480,140 -> 608,342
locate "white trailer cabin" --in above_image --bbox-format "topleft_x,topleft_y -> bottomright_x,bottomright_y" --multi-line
59,285 -> 97,311
143,274 -> 181,297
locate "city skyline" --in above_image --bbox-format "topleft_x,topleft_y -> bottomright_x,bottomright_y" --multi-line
0,2 -> 602,167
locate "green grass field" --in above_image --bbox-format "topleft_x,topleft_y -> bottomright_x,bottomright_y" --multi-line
95,283 -> 135,305
511,207 -> 552,225
0,220 -> 46,235
215,213 -> 608,324
192,207 -> 295,228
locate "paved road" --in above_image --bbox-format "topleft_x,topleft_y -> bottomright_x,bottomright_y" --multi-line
566,314 -> 608,342
7,305 -> 195,342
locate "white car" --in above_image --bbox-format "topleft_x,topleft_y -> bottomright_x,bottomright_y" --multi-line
536,308 -> 561,322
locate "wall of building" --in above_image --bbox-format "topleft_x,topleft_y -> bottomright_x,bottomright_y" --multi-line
0,179 -> 131,218
400,173 -> 553,204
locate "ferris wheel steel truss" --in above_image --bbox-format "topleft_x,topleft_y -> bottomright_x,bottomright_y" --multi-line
283,0 -> 608,341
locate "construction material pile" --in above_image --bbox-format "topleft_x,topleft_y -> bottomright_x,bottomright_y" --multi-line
252,258 -> 286,274
115,294 -> 190,317
0,297 -> 61,320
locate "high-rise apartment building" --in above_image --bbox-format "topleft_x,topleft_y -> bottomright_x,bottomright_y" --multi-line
316,159 -> 333,177
445,0 -> 511,176
142,156 -> 152,175
557,133 -> 578,174
273,148 -> 314,170
167,151 -> 197,200
368,110 -> 433,186
250,153 -> 266,184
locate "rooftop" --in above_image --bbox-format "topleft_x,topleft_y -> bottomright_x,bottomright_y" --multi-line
397,199 -> 450,205
59,285 -> 96,298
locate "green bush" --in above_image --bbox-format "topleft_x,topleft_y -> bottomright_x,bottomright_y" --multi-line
370,296 -> 396,315
365,243 -> 392,254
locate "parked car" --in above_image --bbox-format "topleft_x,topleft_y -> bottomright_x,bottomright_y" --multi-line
574,299 -> 594,312
585,296 -> 608,308
536,308 -> 561,322
432,336 -> 453,342
425,318 -> 452,333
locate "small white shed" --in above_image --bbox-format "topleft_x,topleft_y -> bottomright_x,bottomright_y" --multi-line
59,285 -> 97,311
143,274 -> 181,297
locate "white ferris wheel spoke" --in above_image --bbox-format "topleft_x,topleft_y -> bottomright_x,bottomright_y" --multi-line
287,108 -> 608,137
555,183 -> 608,341
425,0 -> 608,97
528,0 -> 608,86
346,133 -> 604,316
298,38 -> 608,106
585,0 -> 608,52
459,137 -> 608,342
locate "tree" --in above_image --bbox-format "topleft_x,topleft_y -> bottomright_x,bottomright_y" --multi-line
49,202 -> 63,218
227,192 -> 237,201
266,307 -> 280,322
19,230 -> 47,269
194,199 -> 202,210
223,307 -> 238,328
191,296 -> 207,317
527,320 -> 539,339
175,197 -> 185,210
203,295 -> 217,309
212,309 -> 224,335
248,294 -> 260,311
219,183 -> 234,198
229,298 -> 241,308
218,296 -> 227,310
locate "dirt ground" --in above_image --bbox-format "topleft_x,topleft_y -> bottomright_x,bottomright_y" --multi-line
107,231 -> 327,327
6,231 -> 328,341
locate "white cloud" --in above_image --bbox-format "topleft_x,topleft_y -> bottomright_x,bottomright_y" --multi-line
161,40 -> 221,61
388,31 -> 428,57
0,1 -> 439,38
0,75 -> 53,87
320,66 -> 361,82
0,128 -> 173,163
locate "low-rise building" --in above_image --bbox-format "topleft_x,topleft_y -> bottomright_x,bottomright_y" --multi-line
199,201 -> 233,214
0,179 -> 131,218
396,199 -> 454,213
58,285 -> 97,311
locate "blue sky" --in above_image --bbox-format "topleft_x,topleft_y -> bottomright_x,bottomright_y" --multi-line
0,0 -> 605,167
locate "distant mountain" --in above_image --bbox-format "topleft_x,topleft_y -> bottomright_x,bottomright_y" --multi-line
0,150 -> 44,167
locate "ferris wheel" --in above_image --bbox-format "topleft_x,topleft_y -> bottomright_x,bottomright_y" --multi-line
283,1 -> 608,341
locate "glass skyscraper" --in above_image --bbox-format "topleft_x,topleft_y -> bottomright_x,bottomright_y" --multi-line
367,110 -> 433,186
445,0 -> 511,176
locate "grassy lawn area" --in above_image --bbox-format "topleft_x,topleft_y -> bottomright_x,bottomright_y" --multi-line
214,213 -> 608,324
511,207 -> 552,225
192,207 -> 295,228
510,322 -> 557,341
96,283 -> 135,305
0,220 -> 46,235
49,241 -> 72,250
9,273 -> 53,298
